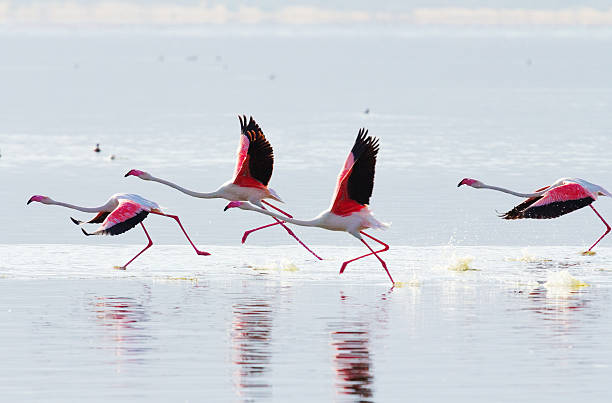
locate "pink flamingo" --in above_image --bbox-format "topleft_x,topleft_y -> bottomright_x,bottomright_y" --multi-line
224,128 -> 394,284
27,193 -> 209,269
125,115 -> 321,260
458,177 -> 612,253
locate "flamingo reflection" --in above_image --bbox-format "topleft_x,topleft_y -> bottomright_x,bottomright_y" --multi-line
331,328 -> 374,401
92,294 -> 152,369
231,298 -> 273,399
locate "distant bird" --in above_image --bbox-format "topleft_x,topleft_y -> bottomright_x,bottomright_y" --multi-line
125,115 -> 321,259
364,108 -> 370,114
94,143 -> 101,153
27,193 -> 209,269
224,129 -> 394,284
458,177 -> 612,253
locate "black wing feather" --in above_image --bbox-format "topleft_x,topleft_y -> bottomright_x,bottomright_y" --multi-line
347,128 -> 379,205
501,197 -> 594,220
71,211 -> 110,225
82,211 -> 149,236
239,115 -> 274,186
500,196 -> 543,219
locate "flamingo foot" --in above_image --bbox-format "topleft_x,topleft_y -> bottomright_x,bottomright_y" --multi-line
113,266 -> 127,270
196,251 -> 211,256
581,250 -> 597,256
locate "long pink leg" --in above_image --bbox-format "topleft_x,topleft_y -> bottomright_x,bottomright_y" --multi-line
242,202 -> 323,260
262,200 -> 293,218
587,205 -> 611,252
241,222 -> 281,244
150,211 -> 210,256
241,200 -> 294,241
119,222 -> 153,270
340,231 -> 393,284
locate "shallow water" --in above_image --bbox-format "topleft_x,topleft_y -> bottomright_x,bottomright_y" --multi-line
2,244 -> 612,401
2,16 -> 612,403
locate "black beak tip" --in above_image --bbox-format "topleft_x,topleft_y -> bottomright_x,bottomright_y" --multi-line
124,172 -> 130,177
223,206 -> 229,211
457,181 -> 464,187
26,199 -> 32,205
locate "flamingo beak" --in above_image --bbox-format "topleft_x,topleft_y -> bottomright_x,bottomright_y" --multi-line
124,170 -> 133,177
224,201 -> 241,211
26,197 -> 33,205
457,179 -> 466,187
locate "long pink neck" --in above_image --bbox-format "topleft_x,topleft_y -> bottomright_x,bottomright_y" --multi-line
149,175 -> 220,199
49,200 -> 112,213
478,183 -> 551,198
243,204 -> 321,227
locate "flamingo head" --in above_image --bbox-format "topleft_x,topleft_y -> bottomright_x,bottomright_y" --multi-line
224,201 -> 244,211
124,169 -> 152,180
458,178 -> 483,188
27,195 -> 51,205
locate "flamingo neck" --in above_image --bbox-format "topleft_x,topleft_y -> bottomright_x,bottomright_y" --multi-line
149,176 -> 220,199
478,183 -> 549,198
243,204 -> 321,227
50,200 -> 109,213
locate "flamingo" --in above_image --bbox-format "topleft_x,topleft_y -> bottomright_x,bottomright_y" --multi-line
125,115 -> 321,260
27,193 -> 209,269
458,177 -> 612,253
224,128 -> 394,284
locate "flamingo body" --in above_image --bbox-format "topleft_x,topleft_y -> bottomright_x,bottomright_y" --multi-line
125,115 -> 320,259
458,177 -> 612,252
225,128 -> 394,284
27,193 -> 209,268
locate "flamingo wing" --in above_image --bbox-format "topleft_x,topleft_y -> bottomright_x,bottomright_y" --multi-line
233,115 -> 273,188
83,200 -> 149,236
501,183 -> 595,220
331,129 -> 379,216
70,211 -> 110,225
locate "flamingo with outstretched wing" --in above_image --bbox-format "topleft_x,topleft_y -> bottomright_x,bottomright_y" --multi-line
224,129 -> 394,284
125,115 -> 321,260
458,177 -> 612,253
27,193 -> 209,269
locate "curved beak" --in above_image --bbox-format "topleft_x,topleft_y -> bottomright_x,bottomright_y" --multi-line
457,180 -> 465,187
223,204 -> 230,212
26,197 -> 33,205
124,171 -> 131,177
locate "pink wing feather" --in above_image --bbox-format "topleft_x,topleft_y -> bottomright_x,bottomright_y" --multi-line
87,200 -> 150,236
233,134 -> 250,181
330,152 -> 365,216
530,183 -> 593,207
502,183 -> 595,220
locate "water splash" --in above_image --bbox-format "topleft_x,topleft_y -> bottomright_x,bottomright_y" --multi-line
544,270 -> 589,289
250,259 -> 300,272
505,248 -> 552,263
446,256 -> 478,272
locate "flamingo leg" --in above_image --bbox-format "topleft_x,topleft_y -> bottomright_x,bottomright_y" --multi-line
241,200 -> 294,242
241,222 -> 282,244
241,202 -> 323,260
118,222 -> 153,270
150,211 -> 210,256
587,205 -> 611,252
340,231 -> 393,284
262,200 -> 293,218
